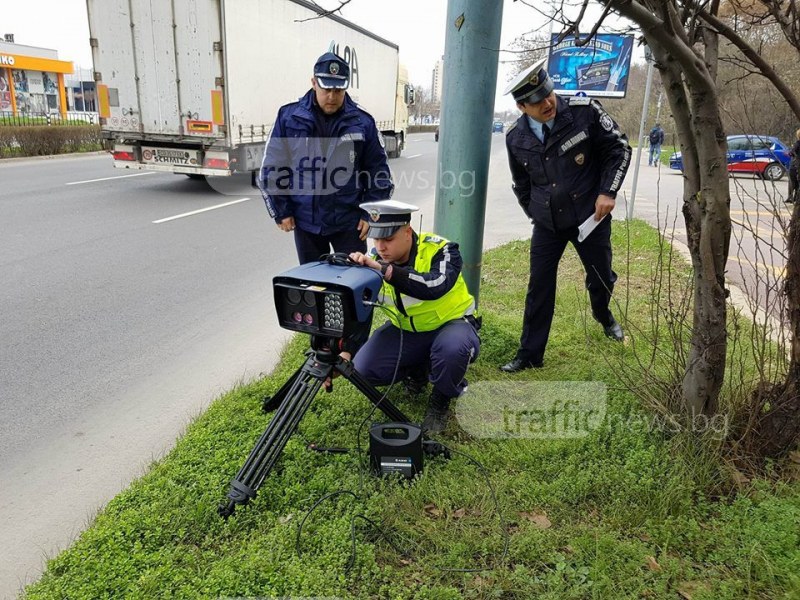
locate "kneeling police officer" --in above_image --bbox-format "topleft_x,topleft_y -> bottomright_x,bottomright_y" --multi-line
339,200 -> 480,434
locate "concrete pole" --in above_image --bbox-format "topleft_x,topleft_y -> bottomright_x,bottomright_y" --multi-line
434,0 -> 504,306
626,59 -> 654,220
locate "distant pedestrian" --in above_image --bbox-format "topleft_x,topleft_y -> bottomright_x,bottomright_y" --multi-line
648,123 -> 665,166
788,128 -> 800,204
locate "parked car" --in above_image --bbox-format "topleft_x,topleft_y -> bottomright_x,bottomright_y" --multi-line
669,134 -> 790,180
492,121 -> 504,133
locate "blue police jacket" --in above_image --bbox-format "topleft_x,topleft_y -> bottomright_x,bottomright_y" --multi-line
259,89 -> 394,235
505,95 -> 631,232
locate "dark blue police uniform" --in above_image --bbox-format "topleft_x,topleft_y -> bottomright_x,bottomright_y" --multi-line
258,53 -> 394,264
503,70 -> 631,370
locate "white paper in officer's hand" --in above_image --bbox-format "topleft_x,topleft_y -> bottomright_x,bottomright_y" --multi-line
577,213 -> 608,243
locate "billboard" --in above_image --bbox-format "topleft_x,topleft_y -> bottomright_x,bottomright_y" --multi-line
547,34 -> 633,98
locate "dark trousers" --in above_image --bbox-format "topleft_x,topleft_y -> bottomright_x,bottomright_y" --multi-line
516,217 -> 616,364
353,320 -> 480,399
789,163 -> 799,202
293,226 -> 366,264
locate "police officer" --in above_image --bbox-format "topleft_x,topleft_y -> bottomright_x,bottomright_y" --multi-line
340,200 -> 480,434
258,51 -> 394,264
500,59 -> 631,373
788,128 -> 800,204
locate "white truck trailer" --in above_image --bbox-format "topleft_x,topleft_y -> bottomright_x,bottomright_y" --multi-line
86,0 -> 414,177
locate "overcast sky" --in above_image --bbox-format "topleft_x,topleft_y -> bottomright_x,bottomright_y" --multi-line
1,0 -> 636,112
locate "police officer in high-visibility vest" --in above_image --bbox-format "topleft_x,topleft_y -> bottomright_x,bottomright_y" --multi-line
341,200 -> 481,434
500,58 -> 631,373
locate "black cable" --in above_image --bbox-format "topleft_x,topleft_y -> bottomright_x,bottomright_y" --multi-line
433,443 -> 510,573
295,490 -> 358,554
295,305 -> 507,575
355,304 -> 405,492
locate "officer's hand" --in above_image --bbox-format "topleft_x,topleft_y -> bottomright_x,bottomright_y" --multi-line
594,194 -> 616,221
349,251 -> 382,271
278,216 -> 296,232
357,219 -> 369,241
323,351 -> 352,391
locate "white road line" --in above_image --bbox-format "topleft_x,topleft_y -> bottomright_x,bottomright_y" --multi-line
66,172 -> 156,186
404,154 -> 423,159
153,197 -> 251,224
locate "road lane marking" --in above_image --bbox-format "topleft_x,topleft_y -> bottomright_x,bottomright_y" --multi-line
153,198 -> 251,224
404,154 -> 422,159
66,172 -> 155,185
727,255 -> 785,278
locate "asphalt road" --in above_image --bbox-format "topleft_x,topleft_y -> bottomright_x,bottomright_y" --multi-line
0,133 -> 523,597
0,132 -> 792,597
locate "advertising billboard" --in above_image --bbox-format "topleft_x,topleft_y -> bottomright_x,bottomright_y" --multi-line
547,34 -> 633,98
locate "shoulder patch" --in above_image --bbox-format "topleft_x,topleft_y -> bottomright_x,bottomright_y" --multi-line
568,96 -> 591,106
589,98 -> 606,111
423,235 -> 444,244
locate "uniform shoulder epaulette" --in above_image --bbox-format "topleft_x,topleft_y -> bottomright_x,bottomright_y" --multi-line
423,234 -> 444,244
568,96 -> 591,106
505,121 -> 518,135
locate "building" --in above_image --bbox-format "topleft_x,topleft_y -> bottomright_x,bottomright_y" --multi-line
65,66 -> 96,113
0,35 -> 74,118
431,55 -> 444,103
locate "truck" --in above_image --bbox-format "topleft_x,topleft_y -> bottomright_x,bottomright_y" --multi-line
86,0 -> 415,179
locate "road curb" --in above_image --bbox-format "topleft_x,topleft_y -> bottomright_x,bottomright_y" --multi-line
0,151 -> 108,165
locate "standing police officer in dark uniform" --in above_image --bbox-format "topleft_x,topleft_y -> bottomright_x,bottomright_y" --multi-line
336,200 -> 480,434
500,58 -> 631,373
258,51 -> 394,264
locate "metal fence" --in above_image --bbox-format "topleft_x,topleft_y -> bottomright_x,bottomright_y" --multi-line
0,111 -> 100,127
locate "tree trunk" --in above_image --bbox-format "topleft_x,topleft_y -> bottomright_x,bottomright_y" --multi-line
754,195 -> 800,457
681,178 -> 730,417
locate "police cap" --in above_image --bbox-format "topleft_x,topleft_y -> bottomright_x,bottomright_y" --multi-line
360,200 -> 419,239
313,52 -> 350,90
504,58 -> 554,104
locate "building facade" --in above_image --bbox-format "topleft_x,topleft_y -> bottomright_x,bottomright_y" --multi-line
431,55 -> 444,104
0,38 -> 74,117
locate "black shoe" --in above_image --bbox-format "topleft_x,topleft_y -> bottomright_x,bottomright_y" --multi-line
422,391 -> 451,434
603,317 -> 624,342
499,357 -> 543,373
402,367 -> 429,395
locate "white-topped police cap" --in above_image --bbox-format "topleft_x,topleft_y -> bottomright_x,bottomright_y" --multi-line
360,200 -> 419,239
504,58 -> 554,104
314,51 -> 350,90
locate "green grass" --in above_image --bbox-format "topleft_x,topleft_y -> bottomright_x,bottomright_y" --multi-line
24,220 -> 800,599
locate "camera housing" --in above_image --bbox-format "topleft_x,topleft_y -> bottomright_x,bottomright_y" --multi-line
273,260 -> 383,339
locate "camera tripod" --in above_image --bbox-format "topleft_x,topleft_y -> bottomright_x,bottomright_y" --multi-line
218,335 -> 442,519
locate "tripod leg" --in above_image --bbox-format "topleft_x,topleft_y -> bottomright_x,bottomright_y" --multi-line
336,359 -> 413,424
219,356 -> 332,518
262,361 -> 306,412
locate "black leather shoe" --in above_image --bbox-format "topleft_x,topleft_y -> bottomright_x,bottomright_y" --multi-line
499,357 -> 543,373
603,318 -> 624,342
422,391 -> 451,434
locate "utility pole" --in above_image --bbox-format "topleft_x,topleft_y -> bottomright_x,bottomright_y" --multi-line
627,48 -> 655,220
434,0 -> 504,305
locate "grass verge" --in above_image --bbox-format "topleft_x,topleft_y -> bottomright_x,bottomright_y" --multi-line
25,220 -> 800,599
